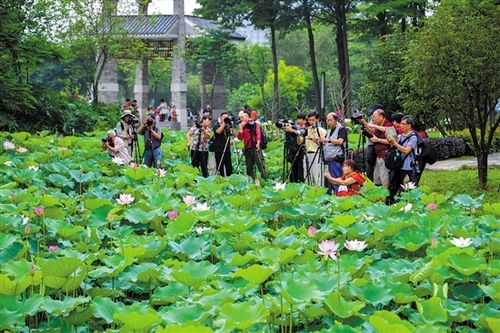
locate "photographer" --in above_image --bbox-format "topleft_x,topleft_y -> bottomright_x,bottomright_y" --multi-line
237,112 -> 268,180
213,112 -> 234,177
318,112 -> 347,194
103,130 -> 131,164
137,114 -> 163,168
187,116 -> 212,177
279,114 -> 307,183
116,110 -> 136,156
303,112 -> 327,187
359,109 -> 392,188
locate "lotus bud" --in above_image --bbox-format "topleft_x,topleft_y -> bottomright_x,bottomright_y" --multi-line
24,223 -> 31,235
426,203 -> 437,211
30,265 -> 36,276
48,245 -> 58,251
307,225 -> 317,237
34,206 -> 44,217
431,237 -> 438,248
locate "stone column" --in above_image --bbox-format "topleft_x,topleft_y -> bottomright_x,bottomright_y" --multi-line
134,58 -> 149,121
97,57 -> 119,105
201,61 -> 227,120
171,0 -> 188,130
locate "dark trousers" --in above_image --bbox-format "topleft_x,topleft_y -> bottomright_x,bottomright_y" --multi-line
327,159 -> 343,194
244,148 -> 267,179
191,150 -> 209,177
387,169 -> 413,204
289,152 -> 304,183
365,145 -> 376,181
215,151 -> 233,177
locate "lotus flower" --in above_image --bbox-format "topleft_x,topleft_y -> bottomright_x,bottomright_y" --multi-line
274,182 -> 286,191
431,237 -> 439,248
183,195 -> 196,206
307,225 -> 317,237
4,161 -> 13,167
426,202 -> 437,211
450,237 -> 473,248
24,223 -> 31,235
59,146 -> 68,151
344,239 -> 368,252
194,226 -> 211,235
48,245 -> 58,251
166,210 -> 179,220
157,168 -> 167,177
112,156 -> 125,165
130,163 -> 140,168
363,215 -> 375,221
255,178 -> 261,186
401,182 -> 416,191
116,193 -> 134,205
107,212 -> 113,222
16,147 -> 28,153
28,165 -> 39,171
30,265 -> 36,276
193,202 -> 210,212
399,203 -> 412,213
22,215 -> 29,225
317,240 -> 339,260
34,206 -> 44,217
3,141 -> 15,150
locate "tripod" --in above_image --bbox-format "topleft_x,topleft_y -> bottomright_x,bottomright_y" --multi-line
131,132 -> 142,165
303,127 -> 325,186
285,144 -> 305,183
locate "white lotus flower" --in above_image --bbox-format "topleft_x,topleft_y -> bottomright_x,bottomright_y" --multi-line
16,147 -> 28,153
317,240 -> 340,260
116,193 -> 134,205
112,156 -> 125,165
401,182 -> 416,191
28,165 -> 39,171
194,226 -> 211,235
3,141 -> 15,150
399,203 -> 412,213
183,195 -> 197,206
363,214 -> 375,221
450,237 -> 473,248
22,215 -> 30,225
157,168 -> 167,177
193,202 -> 210,211
4,161 -> 13,166
274,182 -> 286,191
344,239 -> 368,252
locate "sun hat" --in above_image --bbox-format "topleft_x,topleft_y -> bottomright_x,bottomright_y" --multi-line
120,110 -> 133,119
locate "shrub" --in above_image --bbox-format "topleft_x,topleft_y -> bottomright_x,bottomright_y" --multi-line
450,128 -> 500,154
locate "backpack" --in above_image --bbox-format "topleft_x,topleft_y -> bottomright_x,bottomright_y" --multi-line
384,133 -> 416,170
416,138 -> 438,165
259,126 -> 268,150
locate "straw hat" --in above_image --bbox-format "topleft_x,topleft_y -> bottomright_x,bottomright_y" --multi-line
120,110 -> 133,119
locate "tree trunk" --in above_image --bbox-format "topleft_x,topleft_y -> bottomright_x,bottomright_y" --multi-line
401,17 -> 406,33
335,1 -> 351,116
305,11 -> 321,113
376,11 -> 388,37
477,150 -> 488,189
270,26 -> 280,123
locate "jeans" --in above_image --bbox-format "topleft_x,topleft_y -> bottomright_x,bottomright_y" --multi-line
327,159 -> 342,194
143,148 -> 161,168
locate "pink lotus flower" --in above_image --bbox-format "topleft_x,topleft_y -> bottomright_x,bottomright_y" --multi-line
167,210 -> 179,220
344,239 -> 368,252
426,203 -> 437,211
34,206 -> 44,217
317,240 -> 340,260
116,193 -> 134,205
3,141 -> 15,150
255,178 -> 261,186
450,237 -> 473,248
307,225 -> 317,237
157,168 -> 167,177
48,245 -> 58,251
16,147 -> 28,153
183,195 -> 196,207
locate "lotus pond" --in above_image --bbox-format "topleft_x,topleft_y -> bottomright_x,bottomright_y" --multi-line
0,131 -> 499,332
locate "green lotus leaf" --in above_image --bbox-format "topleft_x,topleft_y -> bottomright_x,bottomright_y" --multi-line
218,214 -> 262,233
390,282 -> 418,304
165,212 -> 196,238
369,310 -> 414,333
233,264 -> 274,285
0,234 -> 24,265
48,174 -> 74,188
169,236 -> 211,260
325,292 -> 365,318
443,299 -> 471,322
171,261 -> 218,289
152,282 -> 189,305
324,323 -> 361,333
282,277 -> 325,303
228,253 -> 254,266
350,284 -> 393,306
159,303 -> 207,324
69,170 -> 95,183
114,310 -> 162,332
0,294 -> 44,330
124,208 -> 160,224
42,296 -> 90,315
88,205 -> 113,227
85,197 -> 112,210
65,306 -> 94,325
197,288 -> 241,308
479,281 -> 500,303
0,273 -> 32,295
40,257 -> 87,291
43,206 -> 66,219
416,297 -> 448,324
39,195 -> 61,207
134,263 -> 160,283
337,197 -> 356,211
124,167 -> 154,180
219,301 -> 269,330
331,215 -> 357,227
448,253 -> 486,276
92,297 -> 124,324
157,324 -> 214,333
393,228 -> 428,252
483,203 -> 500,217
11,132 -> 30,142
413,324 -> 448,333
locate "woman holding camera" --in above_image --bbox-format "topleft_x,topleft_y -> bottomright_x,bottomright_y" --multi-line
104,130 -> 132,164
137,115 -> 163,168
188,116 -> 212,177
212,112 -> 234,177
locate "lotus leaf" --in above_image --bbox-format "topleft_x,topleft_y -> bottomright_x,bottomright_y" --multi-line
0,234 -> 24,265
416,297 -> 448,324
281,277 -> 325,303
393,228 -> 428,252
331,215 -> 357,227
40,257 -> 87,291
325,292 -> 365,318
159,303 -> 207,324
350,283 -> 393,306
42,296 -> 90,315
92,297 -> 124,323
171,261 -> 218,289
219,301 -> 269,330
152,282 -> 189,305
448,253 -> 486,276
0,294 -> 44,330
165,212 -> 196,238
169,236 -> 211,260
478,281 -> 500,303
233,264 -> 274,285
369,310 -> 414,333
114,310 -> 162,332
157,324 -> 214,333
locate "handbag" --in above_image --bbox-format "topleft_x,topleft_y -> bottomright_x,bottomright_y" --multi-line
323,125 -> 344,162
384,133 -> 416,170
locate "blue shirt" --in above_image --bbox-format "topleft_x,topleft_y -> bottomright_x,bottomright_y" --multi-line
398,132 -> 418,170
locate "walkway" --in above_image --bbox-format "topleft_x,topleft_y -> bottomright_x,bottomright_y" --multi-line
426,152 -> 500,171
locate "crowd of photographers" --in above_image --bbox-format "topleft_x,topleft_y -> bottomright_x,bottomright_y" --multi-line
103,101 -> 431,204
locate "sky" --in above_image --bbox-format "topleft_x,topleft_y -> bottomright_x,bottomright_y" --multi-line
149,0 -> 201,15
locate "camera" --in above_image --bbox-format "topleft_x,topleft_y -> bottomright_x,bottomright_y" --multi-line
126,115 -> 139,125
223,116 -> 232,126
275,119 -> 291,129
361,129 -> 373,138
146,118 -> 154,127
101,137 -> 114,147
244,120 -> 256,129
351,112 -> 365,125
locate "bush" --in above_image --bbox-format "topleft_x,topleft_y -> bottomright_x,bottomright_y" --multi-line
450,128 -> 500,154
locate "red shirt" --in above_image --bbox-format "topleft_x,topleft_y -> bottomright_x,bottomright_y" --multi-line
336,172 -> 365,197
237,124 -> 262,149
373,119 -> 392,158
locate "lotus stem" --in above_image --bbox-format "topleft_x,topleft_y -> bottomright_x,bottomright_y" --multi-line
337,257 -> 341,298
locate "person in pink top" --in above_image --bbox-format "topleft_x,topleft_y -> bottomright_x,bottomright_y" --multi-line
237,112 -> 267,180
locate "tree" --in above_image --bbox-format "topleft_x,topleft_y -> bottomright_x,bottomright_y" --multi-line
401,0 -> 500,188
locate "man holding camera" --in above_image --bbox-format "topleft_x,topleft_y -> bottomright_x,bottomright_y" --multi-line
116,110 -> 136,156
137,115 -> 163,168
303,112 -> 327,187
318,112 -> 347,194
103,130 -> 132,164
187,116 -> 212,177
359,109 -> 392,188
212,112 -> 234,177
280,114 -> 307,183
237,112 -> 268,180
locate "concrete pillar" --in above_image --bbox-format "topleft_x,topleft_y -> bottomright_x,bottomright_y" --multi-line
171,0 -> 188,130
201,61 -> 227,120
97,57 -> 119,105
137,0 -> 151,14
134,58 -> 149,121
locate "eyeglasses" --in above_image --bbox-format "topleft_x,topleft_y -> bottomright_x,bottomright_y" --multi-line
401,122 -> 409,125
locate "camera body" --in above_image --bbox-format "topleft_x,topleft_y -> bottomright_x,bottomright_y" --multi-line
223,116 -> 233,126
101,137 -> 114,147
146,118 -> 154,127
275,119 -> 291,129
361,129 -> 373,139
126,115 -> 139,125
244,120 -> 256,130
351,112 -> 364,125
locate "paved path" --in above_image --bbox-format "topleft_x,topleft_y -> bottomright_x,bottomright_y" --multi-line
426,152 -> 500,171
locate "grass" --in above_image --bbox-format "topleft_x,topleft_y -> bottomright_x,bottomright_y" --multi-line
419,166 -> 500,203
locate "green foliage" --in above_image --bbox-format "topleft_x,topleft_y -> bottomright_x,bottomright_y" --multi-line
450,128 -> 500,154
227,83 -> 259,115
